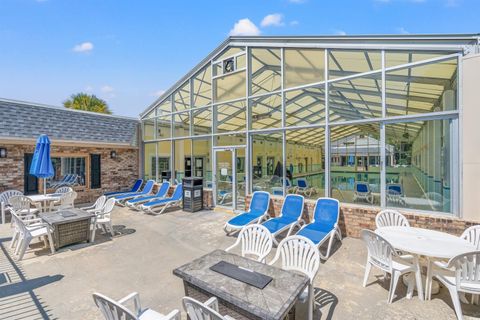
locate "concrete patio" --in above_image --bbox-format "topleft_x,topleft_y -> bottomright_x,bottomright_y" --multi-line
0,207 -> 479,320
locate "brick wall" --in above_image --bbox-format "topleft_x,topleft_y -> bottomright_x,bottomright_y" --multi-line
0,143 -> 139,203
245,194 -> 478,238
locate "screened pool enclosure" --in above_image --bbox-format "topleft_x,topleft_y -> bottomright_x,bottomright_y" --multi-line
141,36 -> 467,215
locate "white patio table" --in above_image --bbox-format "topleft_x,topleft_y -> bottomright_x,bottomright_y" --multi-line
376,226 -> 476,300
27,194 -> 62,212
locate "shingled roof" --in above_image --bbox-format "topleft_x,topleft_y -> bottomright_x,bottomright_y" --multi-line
0,98 -> 139,147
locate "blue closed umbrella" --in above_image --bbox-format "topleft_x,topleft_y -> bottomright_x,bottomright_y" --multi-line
29,134 -> 54,195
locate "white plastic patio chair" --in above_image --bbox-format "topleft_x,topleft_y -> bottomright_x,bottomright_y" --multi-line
225,224 -> 273,263
460,225 -> 480,250
9,211 -> 44,250
0,189 -> 23,224
426,251 -> 480,320
269,235 -> 320,320
92,198 -> 116,241
49,191 -> 77,212
9,195 -> 39,220
11,212 -> 55,260
82,195 -> 107,214
375,209 -> 410,229
361,229 -> 423,303
93,292 -> 180,320
55,186 -> 73,194
182,296 -> 236,320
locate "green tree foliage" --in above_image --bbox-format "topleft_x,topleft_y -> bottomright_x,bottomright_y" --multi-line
63,93 -> 112,114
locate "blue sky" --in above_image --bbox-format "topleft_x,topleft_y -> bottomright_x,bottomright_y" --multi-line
0,0 -> 478,117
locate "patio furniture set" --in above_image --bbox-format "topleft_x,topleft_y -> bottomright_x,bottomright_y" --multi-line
363,209 -> 480,320
1,187 -> 116,260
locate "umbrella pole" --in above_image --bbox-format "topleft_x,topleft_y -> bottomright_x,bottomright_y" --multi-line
44,178 -> 47,196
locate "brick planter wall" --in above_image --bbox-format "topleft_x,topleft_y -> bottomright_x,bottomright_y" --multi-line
0,143 -> 139,204
245,194 -> 478,238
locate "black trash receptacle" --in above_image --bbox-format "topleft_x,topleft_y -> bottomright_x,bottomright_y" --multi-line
161,171 -> 171,182
182,177 -> 203,212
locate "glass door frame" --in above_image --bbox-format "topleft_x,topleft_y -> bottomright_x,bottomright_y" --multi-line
212,145 -> 246,211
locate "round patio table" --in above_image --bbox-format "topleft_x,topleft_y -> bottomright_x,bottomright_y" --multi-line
375,226 -> 475,259
375,226 -> 476,300
27,194 -> 62,212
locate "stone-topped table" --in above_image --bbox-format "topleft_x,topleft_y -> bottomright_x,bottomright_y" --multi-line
40,209 -> 94,249
173,249 -> 309,320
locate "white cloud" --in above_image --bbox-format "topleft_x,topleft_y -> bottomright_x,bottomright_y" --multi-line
152,89 -> 166,97
397,27 -> 410,34
288,0 -> 306,3
101,85 -> 114,93
261,14 -> 285,27
335,30 -> 347,36
229,18 -> 261,36
290,20 -> 299,26
445,0 -> 460,7
73,41 -> 94,53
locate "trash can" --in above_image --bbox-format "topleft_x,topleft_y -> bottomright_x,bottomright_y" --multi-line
161,171 -> 171,182
182,177 -> 203,212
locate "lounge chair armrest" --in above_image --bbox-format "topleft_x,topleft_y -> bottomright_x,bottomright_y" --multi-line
224,316 -> 237,320
433,260 -> 449,270
204,297 -> 219,311
27,223 -> 49,232
24,218 -> 43,225
163,309 -> 181,320
118,292 -> 141,314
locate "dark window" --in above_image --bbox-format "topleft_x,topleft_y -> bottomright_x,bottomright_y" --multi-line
90,154 -> 101,189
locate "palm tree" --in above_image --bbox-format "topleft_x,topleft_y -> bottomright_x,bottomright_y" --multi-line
63,93 -> 112,114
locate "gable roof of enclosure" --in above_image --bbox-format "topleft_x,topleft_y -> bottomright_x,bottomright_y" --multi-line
140,34 -> 480,119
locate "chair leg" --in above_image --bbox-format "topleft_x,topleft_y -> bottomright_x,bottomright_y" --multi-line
363,261 -> 372,287
388,271 -> 401,304
109,222 -> 114,237
18,237 -> 31,261
472,294 -> 479,305
406,273 -> 415,299
446,285 -> 464,320
47,232 -> 55,254
15,236 -> 24,255
307,284 -> 313,320
10,231 -> 18,249
426,259 -> 433,300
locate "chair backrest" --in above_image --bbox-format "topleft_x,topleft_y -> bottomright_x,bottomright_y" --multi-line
131,179 -> 143,192
270,235 -> 320,283
447,251 -> 480,293
101,198 -> 116,219
282,178 -> 292,187
249,191 -> 270,215
141,180 -> 155,194
375,209 -> 410,228
272,187 -> 283,196
93,196 -> 107,211
360,229 -> 396,272
235,224 -> 273,262
460,226 -> 480,250
155,182 -> 170,197
9,195 -> 33,212
170,184 -> 183,200
386,183 -> 403,196
0,190 -> 23,205
182,297 -> 225,320
280,194 -> 304,220
312,198 -> 340,228
93,293 -> 137,320
55,191 -> 77,211
56,186 -> 73,194
297,178 -> 308,189
355,182 -> 370,194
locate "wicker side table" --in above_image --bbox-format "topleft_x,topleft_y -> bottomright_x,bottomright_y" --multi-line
40,209 -> 94,249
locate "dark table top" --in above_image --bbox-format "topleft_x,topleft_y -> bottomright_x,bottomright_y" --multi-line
40,208 -> 94,225
173,249 -> 309,320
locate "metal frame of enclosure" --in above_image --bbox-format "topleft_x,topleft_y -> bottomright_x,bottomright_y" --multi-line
140,35 -> 480,217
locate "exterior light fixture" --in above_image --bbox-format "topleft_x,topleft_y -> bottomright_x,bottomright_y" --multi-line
0,147 -> 6,158
110,150 -> 117,159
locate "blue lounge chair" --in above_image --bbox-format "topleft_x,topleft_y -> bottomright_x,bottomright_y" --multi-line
296,197 -> 342,260
224,191 -> 270,235
296,178 -> 315,197
262,194 -> 305,244
353,181 -> 373,204
125,181 -> 170,209
113,180 -> 155,205
104,179 -> 143,197
141,184 -> 183,215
